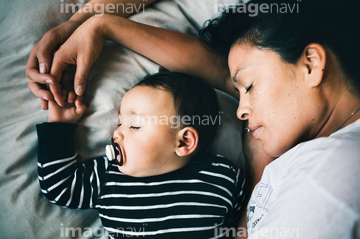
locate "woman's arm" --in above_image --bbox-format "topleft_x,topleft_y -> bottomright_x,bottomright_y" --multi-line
48,14 -> 237,102
69,0 -> 158,23
101,14 -> 234,96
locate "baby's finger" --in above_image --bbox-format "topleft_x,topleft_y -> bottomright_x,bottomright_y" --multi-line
75,98 -> 86,116
62,89 -> 68,101
67,91 -> 76,104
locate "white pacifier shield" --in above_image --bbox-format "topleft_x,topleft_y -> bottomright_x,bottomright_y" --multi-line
105,145 -> 115,161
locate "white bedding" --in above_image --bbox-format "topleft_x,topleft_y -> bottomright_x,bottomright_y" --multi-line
0,0 -> 244,238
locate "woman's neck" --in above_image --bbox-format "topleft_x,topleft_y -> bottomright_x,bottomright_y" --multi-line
316,90 -> 360,138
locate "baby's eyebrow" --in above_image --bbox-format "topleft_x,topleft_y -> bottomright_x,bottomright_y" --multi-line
129,111 -> 145,117
118,111 -> 145,117
130,110 -> 137,115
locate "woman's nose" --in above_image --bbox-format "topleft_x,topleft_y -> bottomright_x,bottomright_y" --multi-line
236,101 -> 252,121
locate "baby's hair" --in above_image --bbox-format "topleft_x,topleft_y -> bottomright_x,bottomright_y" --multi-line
134,72 -> 220,154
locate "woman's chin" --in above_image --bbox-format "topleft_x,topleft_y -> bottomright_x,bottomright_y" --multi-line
262,142 -> 287,159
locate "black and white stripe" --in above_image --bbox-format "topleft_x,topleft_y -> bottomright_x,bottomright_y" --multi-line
37,123 -> 245,238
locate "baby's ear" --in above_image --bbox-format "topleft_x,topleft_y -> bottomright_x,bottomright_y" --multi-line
175,127 -> 199,157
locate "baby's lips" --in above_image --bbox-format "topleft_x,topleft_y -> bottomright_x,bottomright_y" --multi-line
105,138 -> 123,166
115,144 -> 124,166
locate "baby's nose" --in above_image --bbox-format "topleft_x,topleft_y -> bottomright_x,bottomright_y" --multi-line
113,128 -> 124,141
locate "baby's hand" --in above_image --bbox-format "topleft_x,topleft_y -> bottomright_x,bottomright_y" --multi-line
48,96 -> 86,123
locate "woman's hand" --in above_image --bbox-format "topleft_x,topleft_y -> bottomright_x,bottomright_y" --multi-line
26,20 -> 82,110
48,16 -> 106,106
27,0 -> 158,110
48,96 -> 86,123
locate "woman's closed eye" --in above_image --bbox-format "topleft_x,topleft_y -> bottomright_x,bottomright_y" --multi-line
245,84 -> 253,94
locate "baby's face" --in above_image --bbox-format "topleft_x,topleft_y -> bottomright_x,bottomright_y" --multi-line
112,85 -> 183,177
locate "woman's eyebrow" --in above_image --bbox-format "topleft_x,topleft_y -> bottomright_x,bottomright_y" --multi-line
232,67 -> 246,83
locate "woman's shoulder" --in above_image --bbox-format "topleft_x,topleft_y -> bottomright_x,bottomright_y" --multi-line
265,119 -> 360,211
275,119 -> 360,171
261,118 -> 360,191
250,120 -> 360,239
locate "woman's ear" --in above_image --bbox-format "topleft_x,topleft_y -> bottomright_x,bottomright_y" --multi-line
175,127 -> 199,157
301,43 -> 327,87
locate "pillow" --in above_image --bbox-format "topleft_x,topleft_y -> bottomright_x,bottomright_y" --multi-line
0,0 -> 244,238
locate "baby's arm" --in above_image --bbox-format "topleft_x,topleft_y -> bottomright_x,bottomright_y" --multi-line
37,123 -> 108,209
37,98 -> 104,209
228,165 -> 247,227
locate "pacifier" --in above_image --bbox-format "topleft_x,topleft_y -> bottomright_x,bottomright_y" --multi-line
105,138 -> 123,166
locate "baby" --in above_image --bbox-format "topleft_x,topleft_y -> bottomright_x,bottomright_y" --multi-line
37,72 -> 245,238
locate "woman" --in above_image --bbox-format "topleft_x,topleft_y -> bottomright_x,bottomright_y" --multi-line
27,0 -> 360,238
202,0 -> 360,237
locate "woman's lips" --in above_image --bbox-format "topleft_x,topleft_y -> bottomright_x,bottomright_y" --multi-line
248,125 -> 262,138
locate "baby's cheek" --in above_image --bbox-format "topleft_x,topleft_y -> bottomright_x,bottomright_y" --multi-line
132,139 -> 158,157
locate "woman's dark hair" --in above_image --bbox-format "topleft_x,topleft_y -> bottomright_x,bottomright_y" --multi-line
200,0 -> 360,92
135,72 -> 220,154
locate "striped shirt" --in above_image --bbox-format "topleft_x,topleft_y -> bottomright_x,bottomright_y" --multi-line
37,123 -> 245,239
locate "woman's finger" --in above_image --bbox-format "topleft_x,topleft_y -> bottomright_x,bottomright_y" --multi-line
48,83 -> 65,107
26,68 -> 56,85
73,56 -> 93,96
26,51 -> 56,85
36,31 -> 60,74
28,81 -> 54,102
41,98 -> 49,111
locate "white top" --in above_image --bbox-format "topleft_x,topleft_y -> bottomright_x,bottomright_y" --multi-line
247,119 -> 360,239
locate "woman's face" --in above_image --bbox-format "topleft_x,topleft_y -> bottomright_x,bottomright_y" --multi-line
228,43 -> 317,158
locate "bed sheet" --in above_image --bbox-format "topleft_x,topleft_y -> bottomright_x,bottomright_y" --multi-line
0,0 -> 243,238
